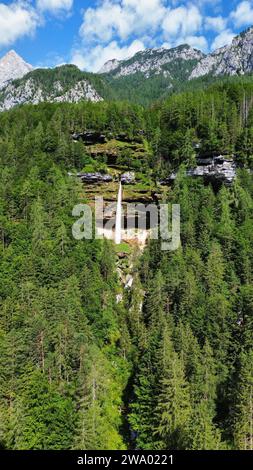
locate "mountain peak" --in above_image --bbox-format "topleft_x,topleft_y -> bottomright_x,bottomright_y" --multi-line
5,49 -> 20,58
0,50 -> 33,90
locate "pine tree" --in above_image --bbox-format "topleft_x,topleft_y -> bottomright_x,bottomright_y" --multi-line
234,350 -> 253,450
14,368 -> 75,450
188,341 -> 222,449
179,129 -> 196,167
154,330 -> 192,449
189,401 -> 221,450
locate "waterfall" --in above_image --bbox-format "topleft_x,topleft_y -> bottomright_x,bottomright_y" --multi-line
115,181 -> 122,244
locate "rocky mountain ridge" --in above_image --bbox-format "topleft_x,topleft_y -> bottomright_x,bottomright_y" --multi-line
190,27 -> 253,79
96,26 -> 253,104
101,27 -> 253,81
99,45 -> 205,79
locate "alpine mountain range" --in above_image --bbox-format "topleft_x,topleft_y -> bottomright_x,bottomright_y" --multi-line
0,26 -> 253,110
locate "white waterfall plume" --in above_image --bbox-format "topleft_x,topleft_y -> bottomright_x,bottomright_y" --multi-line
115,181 -> 122,244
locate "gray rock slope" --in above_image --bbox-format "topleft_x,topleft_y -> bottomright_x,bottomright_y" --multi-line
0,50 -> 33,90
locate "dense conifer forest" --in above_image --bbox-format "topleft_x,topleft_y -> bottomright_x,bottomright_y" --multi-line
0,80 -> 253,449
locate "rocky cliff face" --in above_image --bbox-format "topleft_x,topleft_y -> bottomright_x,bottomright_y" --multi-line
190,27 -> 253,79
99,59 -> 121,74
0,64 -> 105,111
161,155 -> 237,186
0,50 -> 33,90
0,77 -> 102,111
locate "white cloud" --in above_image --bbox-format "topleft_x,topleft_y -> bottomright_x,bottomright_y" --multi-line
205,16 -> 227,33
230,1 -> 253,27
162,5 -> 203,38
79,0 -> 166,43
122,0 -> 166,30
0,2 -> 39,47
79,1 -> 205,50
71,39 -> 145,72
178,35 -> 208,51
80,1 -> 132,43
211,29 -> 235,50
37,0 -> 73,13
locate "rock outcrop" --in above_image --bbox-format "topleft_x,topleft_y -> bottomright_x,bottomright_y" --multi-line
187,156 -> 236,183
76,172 -> 113,184
121,172 -> 136,185
72,132 -> 107,145
160,155 -> 237,186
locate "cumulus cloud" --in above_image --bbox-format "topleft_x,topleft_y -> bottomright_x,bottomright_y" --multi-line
0,0 -> 74,50
80,1 -> 131,43
162,5 -> 203,39
230,1 -> 253,27
0,2 -> 39,47
71,39 -> 145,72
80,0 -> 165,43
37,0 -> 73,13
79,1 -> 205,48
80,2 -> 203,43
176,35 -> 208,51
211,29 -> 235,50
205,16 -> 227,33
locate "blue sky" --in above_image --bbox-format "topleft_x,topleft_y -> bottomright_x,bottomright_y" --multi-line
0,0 -> 253,72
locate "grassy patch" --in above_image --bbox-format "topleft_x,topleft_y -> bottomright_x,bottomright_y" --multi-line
115,242 -> 132,254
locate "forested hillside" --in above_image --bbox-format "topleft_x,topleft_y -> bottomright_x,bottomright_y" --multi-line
131,171 -> 253,449
0,79 -> 253,450
0,103 -> 135,449
156,80 -> 253,172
